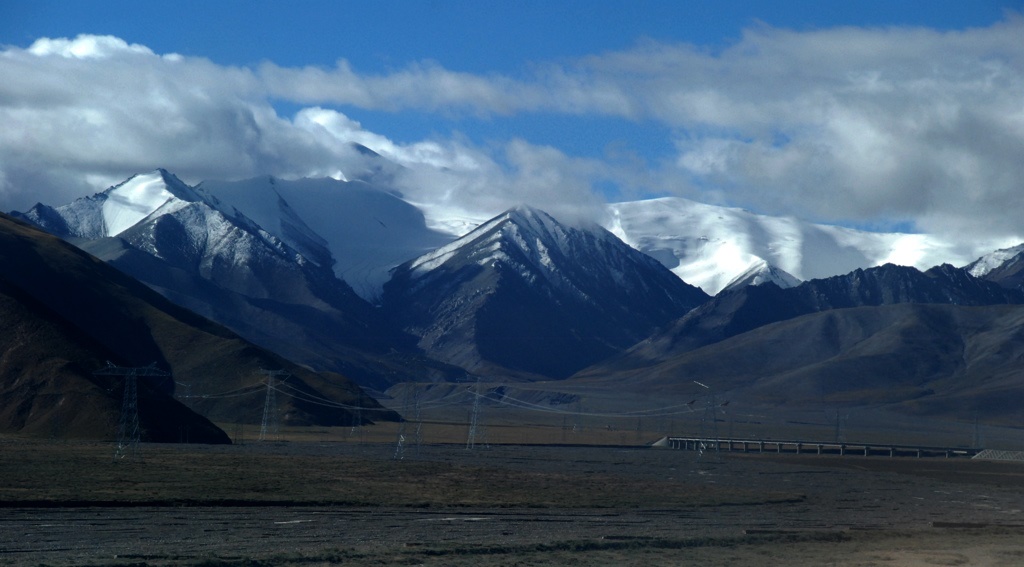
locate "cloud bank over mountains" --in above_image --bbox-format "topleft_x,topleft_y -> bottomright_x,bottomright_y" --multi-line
2,15 -> 1023,245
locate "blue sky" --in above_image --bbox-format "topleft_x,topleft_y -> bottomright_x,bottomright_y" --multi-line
2,1 -> 1023,241
5,1 -> 1014,68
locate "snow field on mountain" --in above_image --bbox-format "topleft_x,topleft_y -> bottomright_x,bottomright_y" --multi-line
967,244 -> 1024,278
604,197 -> 1009,295
102,171 -> 185,236
21,169 -> 1024,301
198,177 -> 454,301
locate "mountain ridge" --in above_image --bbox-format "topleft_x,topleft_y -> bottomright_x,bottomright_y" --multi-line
0,211 -> 395,431
579,262 -> 1024,378
383,205 -> 710,379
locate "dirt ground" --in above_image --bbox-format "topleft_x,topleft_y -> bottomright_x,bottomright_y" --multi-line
2,436 -> 1024,566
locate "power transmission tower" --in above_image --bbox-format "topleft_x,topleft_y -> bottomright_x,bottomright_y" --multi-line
350,404 -> 363,441
94,362 -> 171,462
410,386 -> 424,456
466,378 -> 482,450
258,369 -> 289,442
393,387 -> 411,460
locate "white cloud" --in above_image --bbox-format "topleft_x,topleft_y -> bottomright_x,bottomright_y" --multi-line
2,18 -> 1024,246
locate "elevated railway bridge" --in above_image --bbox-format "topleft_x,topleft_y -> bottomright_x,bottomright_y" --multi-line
666,436 -> 980,458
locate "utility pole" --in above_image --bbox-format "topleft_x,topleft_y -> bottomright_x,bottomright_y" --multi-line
694,380 -> 719,458
258,369 -> 289,442
94,362 -> 171,462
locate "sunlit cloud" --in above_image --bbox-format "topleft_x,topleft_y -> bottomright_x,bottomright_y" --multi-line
2,16 -> 1023,245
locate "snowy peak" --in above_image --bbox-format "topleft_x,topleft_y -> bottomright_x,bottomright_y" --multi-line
198,176 -> 452,301
406,205 -> 627,297
384,206 -> 710,379
101,169 -> 206,236
15,169 -> 221,240
722,259 -> 801,291
964,243 -> 1024,291
604,196 -> 994,296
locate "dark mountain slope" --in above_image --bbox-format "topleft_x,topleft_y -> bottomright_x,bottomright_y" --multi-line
383,206 -> 709,379
16,170 -> 457,390
574,303 -> 1024,421
0,276 -> 229,442
590,263 -> 1024,375
0,213 -> 395,433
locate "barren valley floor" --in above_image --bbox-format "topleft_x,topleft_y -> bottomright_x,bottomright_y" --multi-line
2,436 -> 1024,565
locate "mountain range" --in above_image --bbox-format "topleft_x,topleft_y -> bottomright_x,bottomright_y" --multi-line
10,165 -> 1024,427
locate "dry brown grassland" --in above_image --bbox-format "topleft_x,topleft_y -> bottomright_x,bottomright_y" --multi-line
2,425 -> 1024,566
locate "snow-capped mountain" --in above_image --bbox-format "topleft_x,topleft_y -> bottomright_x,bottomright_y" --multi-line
12,170 -> 444,389
603,197 -> 999,295
19,170 -> 348,306
18,169 -> 213,240
196,176 -> 454,302
26,169 -> 1004,304
382,206 -> 709,379
721,259 -> 802,291
965,243 -> 1024,291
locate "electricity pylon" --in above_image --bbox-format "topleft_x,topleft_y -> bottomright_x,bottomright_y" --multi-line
466,378 -> 482,450
94,362 -> 171,462
258,369 -> 289,441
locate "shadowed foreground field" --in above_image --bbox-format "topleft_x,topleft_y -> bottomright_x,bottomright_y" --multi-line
2,437 -> 1024,565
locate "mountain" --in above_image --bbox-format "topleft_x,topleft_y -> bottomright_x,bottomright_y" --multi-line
13,170 -> 455,390
966,243 -> 1024,291
0,211 -> 395,435
382,206 -> 710,379
195,175 -> 454,302
603,197 -> 994,295
721,259 -> 801,291
573,302 -> 1024,422
583,263 -> 1024,376
0,275 -> 229,443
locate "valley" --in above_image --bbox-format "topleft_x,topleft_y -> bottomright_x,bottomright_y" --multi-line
5,168 -> 1024,565
3,436 -> 1024,566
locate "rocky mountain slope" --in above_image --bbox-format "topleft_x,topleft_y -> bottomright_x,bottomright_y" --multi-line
383,206 -> 709,379
0,212 -> 394,439
585,263 -> 1024,376
967,243 -> 1024,291
14,170 -> 457,390
573,302 -> 1024,422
